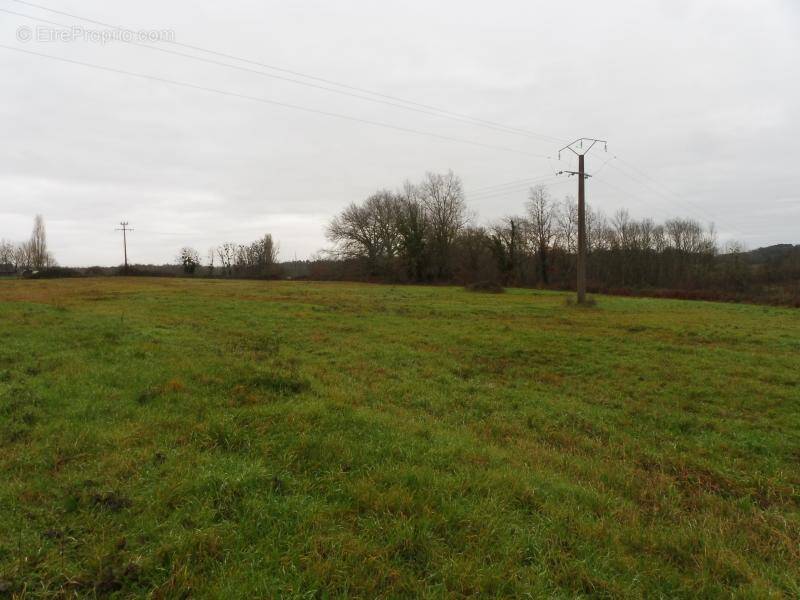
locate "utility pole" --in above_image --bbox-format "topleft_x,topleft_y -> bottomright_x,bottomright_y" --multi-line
557,138 -> 607,304
115,221 -> 133,272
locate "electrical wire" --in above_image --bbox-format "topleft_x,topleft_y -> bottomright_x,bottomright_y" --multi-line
1,7 -> 563,146
466,173 -> 558,195
591,176 -> 681,224
602,158 -> 749,239
8,0 -> 567,145
466,175 -> 567,202
0,44 -> 551,159
588,153 -> 616,178
8,2 -> 758,242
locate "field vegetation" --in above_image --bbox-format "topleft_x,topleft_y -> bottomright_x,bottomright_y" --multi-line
0,278 -> 798,597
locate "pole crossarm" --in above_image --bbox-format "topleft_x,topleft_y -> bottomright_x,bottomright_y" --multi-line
556,170 -> 591,179
558,138 -> 608,160
554,137 -> 608,304
115,221 -> 133,270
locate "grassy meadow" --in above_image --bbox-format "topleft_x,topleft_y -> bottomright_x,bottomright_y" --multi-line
0,278 -> 798,597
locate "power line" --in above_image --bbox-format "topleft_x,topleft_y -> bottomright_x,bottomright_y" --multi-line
607,158 -> 716,221
0,44 -> 551,160
466,175 -> 565,202
592,175 -> 757,243
133,230 -> 190,236
8,0 -> 567,145
588,153 -> 616,178
602,158 -> 749,240
467,173 -> 559,194
613,156 -> 729,224
584,175 -> 761,244
591,175 -> 681,224
12,4 -> 752,242
1,7 -> 561,145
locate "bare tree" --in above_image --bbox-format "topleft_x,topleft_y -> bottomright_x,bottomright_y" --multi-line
13,242 -> 30,271
216,242 -> 237,276
236,234 -> 280,276
612,209 -> 635,250
586,204 -> 608,253
652,224 -> 667,253
419,170 -> 466,279
526,185 -> 556,284
327,190 -> 402,276
327,201 -> 382,272
555,196 -> 578,253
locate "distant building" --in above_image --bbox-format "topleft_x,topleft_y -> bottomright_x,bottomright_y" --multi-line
0,263 -> 15,275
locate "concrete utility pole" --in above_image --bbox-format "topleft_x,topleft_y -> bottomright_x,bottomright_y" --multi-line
116,221 -> 133,271
557,138 -> 607,304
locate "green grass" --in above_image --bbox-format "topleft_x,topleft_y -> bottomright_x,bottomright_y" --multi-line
0,278 -> 798,598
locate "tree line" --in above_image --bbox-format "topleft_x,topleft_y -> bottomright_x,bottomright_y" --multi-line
0,215 -> 56,273
2,184 -> 796,306
322,170 -> 799,304
177,234 -> 280,278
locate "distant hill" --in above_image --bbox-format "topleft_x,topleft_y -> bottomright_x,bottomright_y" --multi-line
745,244 -> 800,264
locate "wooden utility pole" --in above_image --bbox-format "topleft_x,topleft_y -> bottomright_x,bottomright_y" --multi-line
577,154 -> 586,303
557,138 -> 607,304
116,221 -> 133,271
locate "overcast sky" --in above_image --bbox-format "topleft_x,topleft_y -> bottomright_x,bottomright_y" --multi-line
1,0 -> 798,266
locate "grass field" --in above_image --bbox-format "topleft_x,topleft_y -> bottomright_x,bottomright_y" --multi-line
0,278 -> 798,598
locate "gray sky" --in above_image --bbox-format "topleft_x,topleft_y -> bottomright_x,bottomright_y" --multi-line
1,0 -> 798,266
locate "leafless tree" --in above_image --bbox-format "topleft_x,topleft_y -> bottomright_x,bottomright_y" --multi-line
612,209 -> 635,250
216,242 -> 237,276
664,218 -> 716,254
555,196 -> 578,253
13,243 -> 30,271
326,190 -> 402,275
327,201 -> 382,271
586,205 -> 608,253
526,185 -> 556,284
235,234 -> 280,275
419,170 -> 466,278
652,224 -> 667,253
